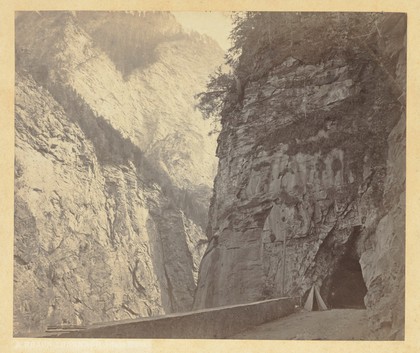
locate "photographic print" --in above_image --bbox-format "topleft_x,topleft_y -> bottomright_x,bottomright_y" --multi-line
13,10 -> 405,341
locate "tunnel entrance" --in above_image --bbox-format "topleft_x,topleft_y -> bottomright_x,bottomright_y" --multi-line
327,228 -> 367,309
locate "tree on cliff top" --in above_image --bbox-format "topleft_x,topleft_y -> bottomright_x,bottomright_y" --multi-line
195,65 -> 233,122
195,12 -> 383,127
195,12 -> 309,123
195,12 -> 258,125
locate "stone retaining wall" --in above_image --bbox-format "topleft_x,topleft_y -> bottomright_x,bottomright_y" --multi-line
48,297 -> 298,339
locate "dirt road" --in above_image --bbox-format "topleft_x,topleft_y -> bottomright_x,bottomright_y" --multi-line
229,309 -> 369,340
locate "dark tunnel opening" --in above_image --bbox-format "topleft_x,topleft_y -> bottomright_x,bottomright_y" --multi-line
327,227 -> 367,309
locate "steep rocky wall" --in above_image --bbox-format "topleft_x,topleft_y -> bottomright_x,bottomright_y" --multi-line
194,13 -> 405,340
14,11 -> 222,336
16,11 -> 221,191
14,72 -> 205,335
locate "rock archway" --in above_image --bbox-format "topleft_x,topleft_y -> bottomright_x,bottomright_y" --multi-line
326,227 -> 367,309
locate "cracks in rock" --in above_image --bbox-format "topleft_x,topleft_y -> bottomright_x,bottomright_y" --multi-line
195,238 -> 209,252
199,235 -> 218,263
335,199 -> 356,218
302,223 -> 337,279
104,195 -> 118,248
35,144 -> 65,163
47,235 -> 67,255
14,254 -> 30,266
128,259 -> 146,296
320,202 -> 336,225
162,266 -> 175,312
74,296 -> 94,312
121,303 -> 139,318
357,39 -> 404,100
359,169 -> 376,196
72,53 -> 100,71
226,246 -> 241,250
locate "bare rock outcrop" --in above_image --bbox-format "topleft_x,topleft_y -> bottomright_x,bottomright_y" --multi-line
14,11 -> 222,336
194,13 -> 405,340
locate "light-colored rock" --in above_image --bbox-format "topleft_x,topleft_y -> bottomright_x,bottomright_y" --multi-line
14,11 -> 222,336
16,11 -> 222,191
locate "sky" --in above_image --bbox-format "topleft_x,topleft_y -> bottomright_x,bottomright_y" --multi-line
173,11 -> 234,51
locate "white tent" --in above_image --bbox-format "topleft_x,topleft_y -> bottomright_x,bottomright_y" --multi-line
304,285 -> 328,311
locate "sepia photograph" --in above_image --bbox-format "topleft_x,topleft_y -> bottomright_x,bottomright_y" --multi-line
1,1 -> 418,351
12,10 -> 406,341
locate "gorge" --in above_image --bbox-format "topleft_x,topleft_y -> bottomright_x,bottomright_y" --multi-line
194,12 -> 405,340
14,11 -> 223,335
14,11 -> 405,341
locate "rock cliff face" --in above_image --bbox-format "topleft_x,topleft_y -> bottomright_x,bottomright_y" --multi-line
194,13 -> 405,340
14,11 -> 223,336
